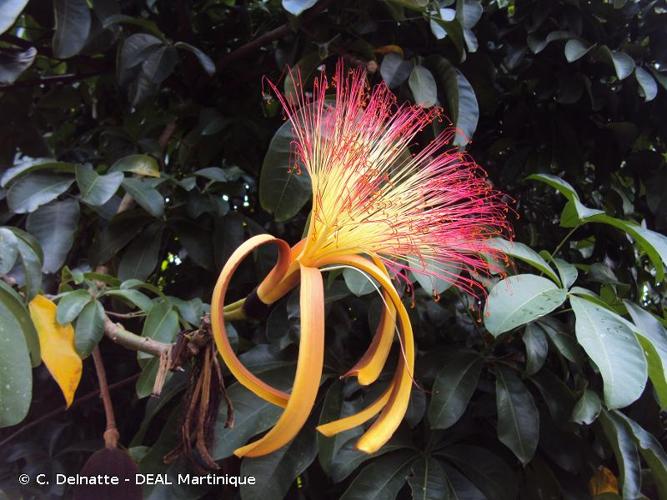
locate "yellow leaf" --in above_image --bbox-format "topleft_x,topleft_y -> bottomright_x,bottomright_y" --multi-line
28,295 -> 82,407
374,45 -> 404,57
589,466 -> 619,496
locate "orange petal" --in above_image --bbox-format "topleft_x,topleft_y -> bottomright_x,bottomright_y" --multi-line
234,264 -> 325,457
257,239 -> 305,304
28,295 -> 82,407
343,257 -> 396,385
315,254 -> 415,454
211,235 -> 293,408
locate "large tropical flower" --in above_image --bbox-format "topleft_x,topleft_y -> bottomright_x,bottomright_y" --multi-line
210,61 -> 510,458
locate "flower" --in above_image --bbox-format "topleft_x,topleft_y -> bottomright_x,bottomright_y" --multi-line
210,60 -> 510,458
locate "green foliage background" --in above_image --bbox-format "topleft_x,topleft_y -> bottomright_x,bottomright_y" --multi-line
1,0 -> 667,498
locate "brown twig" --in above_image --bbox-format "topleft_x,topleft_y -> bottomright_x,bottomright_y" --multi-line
0,373 -> 140,449
217,0 -> 335,69
92,347 -> 120,448
103,314 -> 171,357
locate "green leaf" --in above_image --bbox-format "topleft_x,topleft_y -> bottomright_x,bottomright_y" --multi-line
142,45 -> 178,84
103,289 -> 153,312
569,296 -> 647,409
122,178 -> 164,217
10,228 -> 43,299
110,154 -> 160,178
25,199 -> 79,273
495,367 -> 539,465
408,457 -> 450,500
0,227 -> 19,275
484,274 -> 567,336
487,238 -> 561,285
0,0 -> 29,34
7,173 -> 74,214
1,160 -> 76,188
0,280 -> 40,366
282,0 -> 318,16
118,34 -> 163,77
437,445 -> 515,500
441,463 -> 485,499
117,222 -> 164,281
552,258 -> 578,289
564,39 -> 594,62
426,55 -> 479,146
408,255 -> 458,295
599,410 -> 642,499
615,412 -> 667,500
174,42 -> 215,76
523,323 -> 548,376
343,266 -> 376,296
597,46 -> 635,80
635,67 -> 658,102
212,369 -> 294,459
75,165 -> 124,206
527,30 -> 572,54
90,210 -> 151,266
259,120 -> 312,222
240,427 -> 317,500
52,0 -> 92,59
0,46 -> 37,86
571,389 -> 601,425
380,53 -> 413,88
0,293 -> 32,427
74,300 -> 105,357
141,301 -> 178,344
409,65 -> 438,107
317,382 -> 364,477
340,450 -> 417,500
624,301 -> 667,409
526,173 -> 580,201
57,289 -> 91,324
428,351 -> 482,430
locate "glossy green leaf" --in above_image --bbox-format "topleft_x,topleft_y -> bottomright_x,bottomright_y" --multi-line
523,323 -> 548,376
599,410 -> 642,499
117,222 -> 164,281
0,280 -> 39,366
487,238 -> 560,285
408,457 -> 450,500
597,46 -> 635,80
52,0 -> 91,59
57,289 -> 91,325
76,165 -> 124,206
428,351 -> 482,429
0,227 -> 19,275
142,45 -> 178,84
635,67 -> 658,102
484,274 -> 567,336
122,178 -> 164,217
26,199 -> 79,273
282,0 -> 318,16
571,389 -> 601,425
552,258 -> 578,289
343,267 -> 376,296
0,46 -> 37,85
0,0 -> 29,34
495,367 -> 539,464
7,173 -> 74,214
110,155 -> 160,178
426,55 -> 479,145
10,228 -> 43,299
564,39 -> 594,62
408,255 -> 458,295
380,53 -> 413,88
240,426 -> 317,500
527,30 -> 572,54
570,296 -> 647,409
409,65 -> 438,107
259,120 -> 311,221
74,300 -> 105,357
103,289 -> 153,313
174,42 -> 215,76
340,450 -> 416,500
0,294 -> 32,427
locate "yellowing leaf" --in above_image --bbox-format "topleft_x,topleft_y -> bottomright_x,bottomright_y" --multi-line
28,295 -> 82,407
589,466 -> 619,496
374,45 -> 404,57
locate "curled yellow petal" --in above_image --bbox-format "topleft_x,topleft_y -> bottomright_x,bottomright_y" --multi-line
257,239 -> 305,305
234,264 -> 325,457
315,254 -> 415,454
316,384 -> 392,437
28,295 -> 82,408
211,234 -> 293,408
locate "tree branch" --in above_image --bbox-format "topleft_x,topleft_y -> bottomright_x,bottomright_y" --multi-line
103,315 -> 171,356
217,0 -> 335,69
